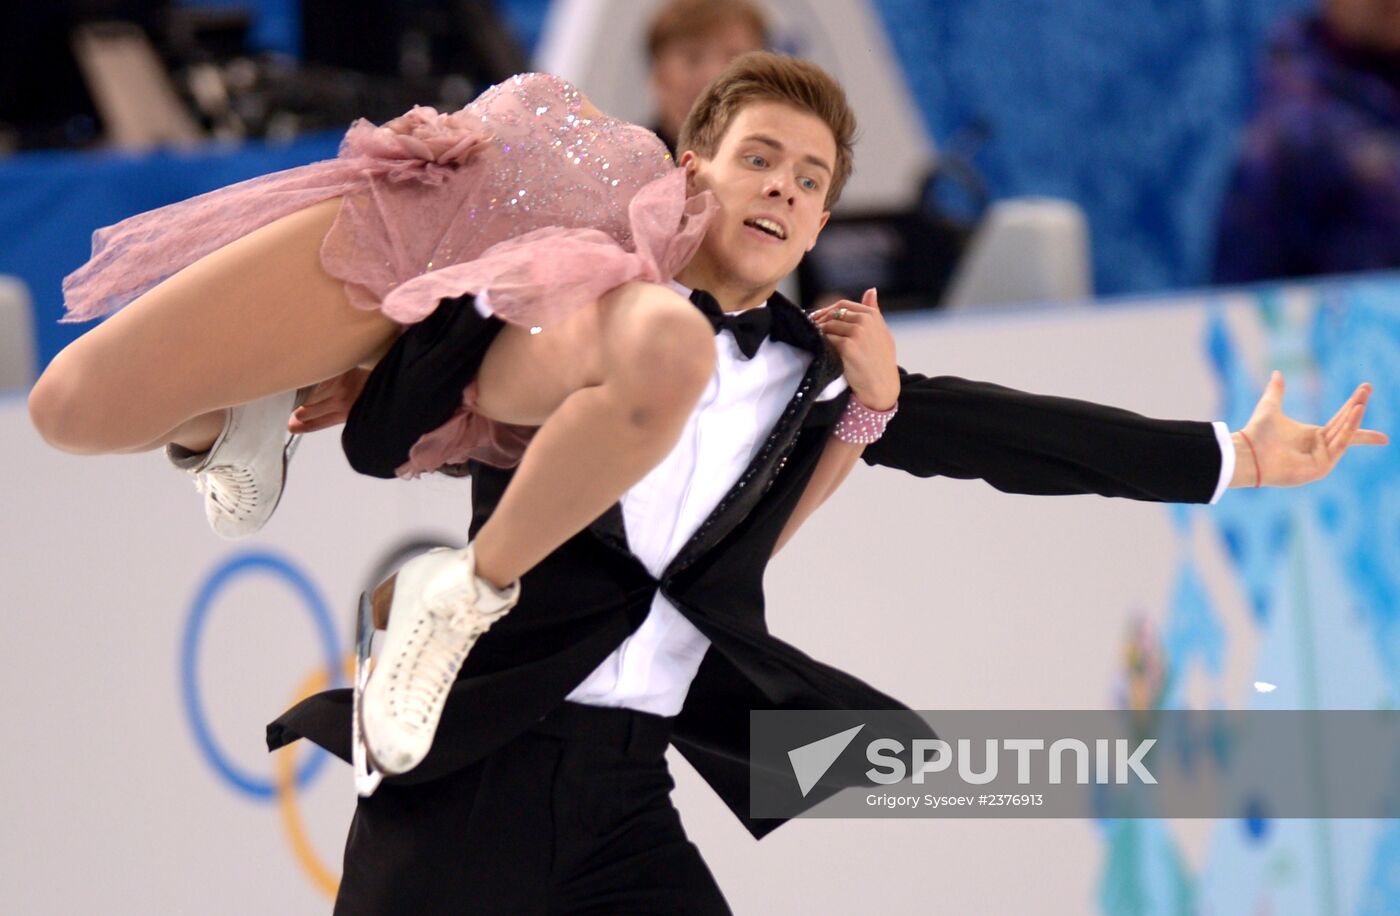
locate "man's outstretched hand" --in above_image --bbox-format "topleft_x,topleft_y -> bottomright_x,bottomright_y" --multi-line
1231,370 -> 1389,488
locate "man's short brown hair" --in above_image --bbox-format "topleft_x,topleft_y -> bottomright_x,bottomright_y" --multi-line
677,52 -> 855,208
646,0 -> 769,61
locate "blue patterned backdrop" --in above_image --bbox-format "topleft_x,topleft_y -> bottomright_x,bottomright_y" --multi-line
865,0 -> 1316,296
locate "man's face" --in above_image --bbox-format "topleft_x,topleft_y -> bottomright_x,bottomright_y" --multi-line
681,101 -> 836,296
1326,0 -> 1400,53
652,21 -> 765,139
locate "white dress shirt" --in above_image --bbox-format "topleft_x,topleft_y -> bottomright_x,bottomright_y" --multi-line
567,283 -> 846,716
1208,422 -> 1235,503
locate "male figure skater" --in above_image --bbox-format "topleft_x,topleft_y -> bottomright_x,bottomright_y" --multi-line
270,53 -> 1385,914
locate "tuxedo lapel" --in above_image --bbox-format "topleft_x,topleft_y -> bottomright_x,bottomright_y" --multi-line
590,502 -> 630,555
662,292 -> 844,579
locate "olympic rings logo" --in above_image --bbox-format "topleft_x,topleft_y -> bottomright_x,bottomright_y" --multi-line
180,540 -> 452,900
181,552 -> 340,797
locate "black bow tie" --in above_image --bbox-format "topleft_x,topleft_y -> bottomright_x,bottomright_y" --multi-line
689,289 -> 772,359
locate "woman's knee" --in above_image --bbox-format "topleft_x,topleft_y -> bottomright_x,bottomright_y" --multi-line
606,287 -> 715,403
29,353 -> 99,453
28,346 -> 152,454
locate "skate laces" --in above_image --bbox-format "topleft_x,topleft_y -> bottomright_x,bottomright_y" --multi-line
389,587 -> 493,729
194,464 -> 260,519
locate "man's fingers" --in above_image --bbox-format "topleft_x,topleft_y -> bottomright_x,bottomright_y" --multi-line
288,414 -> 320,433
1322,392 -> 1353,434
1353,429 -> 1391,446
1262,370 -> 1285,408
1324,403 -> 1361,451
1324,384 -> 1370,435
862,287 -> 879,308
297,395 -> 351,418
297,388 -> 334,409
294,400 -> 344,423
1246,371 -> 1284,425
1325,403 -> 1367,454
290,399 -> 355,433
300,378 -> 356,409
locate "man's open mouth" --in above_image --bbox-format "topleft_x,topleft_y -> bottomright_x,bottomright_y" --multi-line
744,218 -> 787,240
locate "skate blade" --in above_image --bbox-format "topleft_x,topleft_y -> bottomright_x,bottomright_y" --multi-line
351,590 -> 383,797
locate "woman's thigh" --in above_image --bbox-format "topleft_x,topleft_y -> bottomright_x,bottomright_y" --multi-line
36,198 -> 400,449
472,281 -> 706,426
471,299 -> 605,427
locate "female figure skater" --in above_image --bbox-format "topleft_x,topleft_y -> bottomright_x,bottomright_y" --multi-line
29,72 -> 733,776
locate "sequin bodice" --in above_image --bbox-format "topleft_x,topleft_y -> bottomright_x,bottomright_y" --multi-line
465,73 -> 675,253
318,72 -> 685,314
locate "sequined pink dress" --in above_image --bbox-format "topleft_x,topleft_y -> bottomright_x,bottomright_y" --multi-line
61,73 -> 715,471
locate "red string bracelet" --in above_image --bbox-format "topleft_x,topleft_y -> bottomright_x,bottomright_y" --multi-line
1239,430 -> 1262,488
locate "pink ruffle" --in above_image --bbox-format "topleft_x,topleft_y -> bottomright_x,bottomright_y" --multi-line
391,168 -> 717,477
340,106 -> 487,185
62,106 -> 491,323
397,381 -> 537,476
378,168 -> 714,327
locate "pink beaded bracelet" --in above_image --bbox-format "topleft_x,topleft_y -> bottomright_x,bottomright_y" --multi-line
833,396 -> 898,444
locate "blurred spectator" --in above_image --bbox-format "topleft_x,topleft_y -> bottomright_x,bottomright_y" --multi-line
646,0 -> 767,153
0,2 -> 168,151
1213,0 -> 1400,284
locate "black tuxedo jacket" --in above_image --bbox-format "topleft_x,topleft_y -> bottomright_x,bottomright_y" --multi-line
267,292 -> 1223,839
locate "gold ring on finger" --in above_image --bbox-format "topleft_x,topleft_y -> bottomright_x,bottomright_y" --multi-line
835,307 -> 848,321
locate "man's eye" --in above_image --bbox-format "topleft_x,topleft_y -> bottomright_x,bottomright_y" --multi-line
746,154 -> 768,168
799,177 -> 819,191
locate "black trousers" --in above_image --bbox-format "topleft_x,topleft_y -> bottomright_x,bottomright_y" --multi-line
334,703 -> 733,915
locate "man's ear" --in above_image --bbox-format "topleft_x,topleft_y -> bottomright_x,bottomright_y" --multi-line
679,150 -> 705,191
806,211 -> 832,252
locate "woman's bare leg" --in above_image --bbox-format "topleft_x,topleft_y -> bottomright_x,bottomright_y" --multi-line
29,198 -> 399,455
466,280 -> 715,588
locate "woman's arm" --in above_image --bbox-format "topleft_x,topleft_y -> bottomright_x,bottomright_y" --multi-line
773,288 -> 898,555
773,437 -> 865,555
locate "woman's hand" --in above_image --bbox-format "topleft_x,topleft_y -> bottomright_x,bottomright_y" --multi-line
288,368 -> 372,434
774,288 -> 899,557
811,288 -> 899,410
